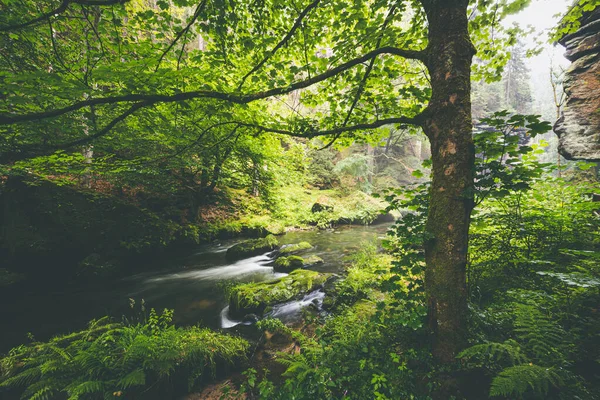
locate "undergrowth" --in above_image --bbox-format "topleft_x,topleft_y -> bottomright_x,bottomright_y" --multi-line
0,307 -> 249,400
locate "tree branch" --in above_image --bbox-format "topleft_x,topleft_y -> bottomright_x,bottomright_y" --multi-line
323,3 -> 399,149
0,46 -> 425,125
0,0 -> 130,32
237,0 -> 322,90
154,0 -> 208,72
0,114 -> 423,163
238,115 -> 424,138
0,102 -> 146,163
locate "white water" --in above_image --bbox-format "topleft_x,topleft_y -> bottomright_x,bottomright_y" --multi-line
220,306 -> 242,328
268,289 -> 325,321
220,289 -> 326,328
145,253 -> 274,283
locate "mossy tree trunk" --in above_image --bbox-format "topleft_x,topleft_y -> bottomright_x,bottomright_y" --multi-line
421,0 -> 476,365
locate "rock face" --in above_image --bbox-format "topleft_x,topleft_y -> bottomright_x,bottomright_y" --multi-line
554,8 -> 600,160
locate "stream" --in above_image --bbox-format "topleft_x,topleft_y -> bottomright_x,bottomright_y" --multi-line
0,224 -> 391,354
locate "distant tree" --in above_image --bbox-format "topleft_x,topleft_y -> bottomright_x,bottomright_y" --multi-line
503,40 -> 533,114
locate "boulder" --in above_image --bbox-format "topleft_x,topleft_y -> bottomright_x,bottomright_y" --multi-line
304,255 -> 324,267
228,270 -> 330,318
273,255 -> 324,273
225,235 -> 279,261
273,255 -> 305,273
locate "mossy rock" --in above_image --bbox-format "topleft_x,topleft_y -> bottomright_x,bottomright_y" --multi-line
279,241 -> 313,255
274,255 -> 305,273
226,234 -> 279,261
273,255 -> 324,273
228,270 -> 330,318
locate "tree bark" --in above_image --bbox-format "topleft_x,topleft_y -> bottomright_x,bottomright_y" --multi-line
420,0 -> 476,365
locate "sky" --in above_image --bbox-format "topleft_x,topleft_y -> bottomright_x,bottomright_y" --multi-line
503,0 -> 574,119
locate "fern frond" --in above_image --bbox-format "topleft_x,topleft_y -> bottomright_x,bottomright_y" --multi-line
513,304 -> 567,364
0,366 -> 42,388
28,386 -> 56,400
459,340 -> 527,368
66,380 -> 104,399
117,369 -> 145,389
490,364 -> 563,398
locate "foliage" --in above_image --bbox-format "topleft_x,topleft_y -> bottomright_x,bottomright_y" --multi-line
379,112 -> 600,397
324,243 -> 393,311
461,118 -> 600,398
551,0 -> 600,42
242,247 -> 433,399
333,153 -> 373,193
0,310 -> 249,400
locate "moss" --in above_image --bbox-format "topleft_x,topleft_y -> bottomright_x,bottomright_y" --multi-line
228,270 -> 330,317
225,234 -> 279,261
273,254 -> 324,273
274,255 -> 305,273
279,241 -> 313,255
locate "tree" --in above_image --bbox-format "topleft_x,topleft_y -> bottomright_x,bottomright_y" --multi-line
0,0 -> 527,365
503,40 -> 533,114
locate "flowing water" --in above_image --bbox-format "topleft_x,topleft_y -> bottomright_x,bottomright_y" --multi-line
0,224 -> 391,353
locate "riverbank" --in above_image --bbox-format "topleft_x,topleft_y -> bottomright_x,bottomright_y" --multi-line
0,223 -> 391,353
0,228 -> 393,399
0,174 -> 390,287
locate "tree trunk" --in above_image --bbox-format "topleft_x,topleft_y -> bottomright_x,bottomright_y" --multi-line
421,0 -> 475,365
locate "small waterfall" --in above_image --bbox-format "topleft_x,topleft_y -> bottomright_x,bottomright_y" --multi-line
268,289 -> 325,322
145,254 -> 273,283
220,306 -> 242,328
220,290 -> 326,329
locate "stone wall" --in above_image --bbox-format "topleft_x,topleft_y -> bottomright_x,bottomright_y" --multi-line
554,7 -> 600,160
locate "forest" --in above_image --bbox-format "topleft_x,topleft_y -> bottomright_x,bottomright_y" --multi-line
0,0 -> 599,399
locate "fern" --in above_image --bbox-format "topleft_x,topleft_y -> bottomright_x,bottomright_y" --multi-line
0,366 -> 42,388
513,304 -> 567,365
459,340 -> 528,369
490,364 -> 563,398
117,369 -> 145,389
28,386 -> 56,400
65,380 -> 105,398
0,310 -> 249,399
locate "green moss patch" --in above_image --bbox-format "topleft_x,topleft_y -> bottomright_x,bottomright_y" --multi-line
228,270 -> 330,317
274,255 -> 305,273
225,234 -> 279,261
273,255 -> 324,273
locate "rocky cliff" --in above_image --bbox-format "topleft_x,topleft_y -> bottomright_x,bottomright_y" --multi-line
554,7 -> 600,160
